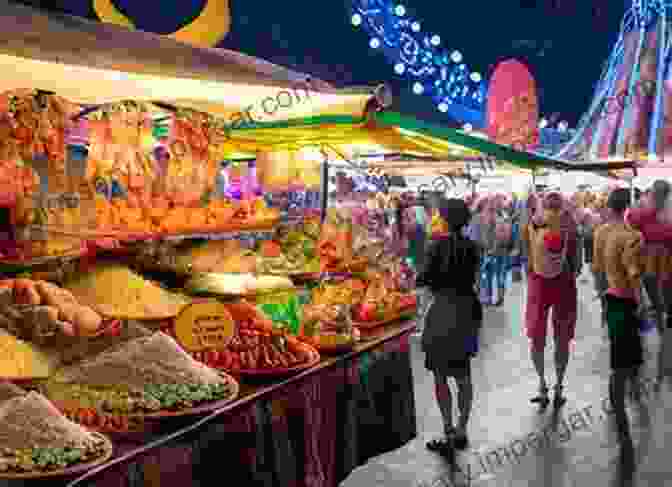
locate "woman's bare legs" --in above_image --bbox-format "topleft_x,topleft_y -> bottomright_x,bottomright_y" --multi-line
434,374 -> 454,434
455,375 -> 473,440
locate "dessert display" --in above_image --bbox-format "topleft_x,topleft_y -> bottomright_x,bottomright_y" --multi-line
0,279 -> 110,340
255,221 -> 321,275
353,276 -> 417,327
64,264 -> 190,320
41,332 -> 239,427
0,386 -> 112,477
301,304 -> 360,353
184,273 -> 294,297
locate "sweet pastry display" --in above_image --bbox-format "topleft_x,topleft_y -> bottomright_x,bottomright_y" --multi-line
41,332 -> 238,425
0,279 -> 108,340
0,386 -> 112,476
301,304 -> 360,353
185,273 -> 294,297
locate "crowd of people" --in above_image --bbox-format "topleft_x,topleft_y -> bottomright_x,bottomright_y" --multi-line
398,180 -> 672,457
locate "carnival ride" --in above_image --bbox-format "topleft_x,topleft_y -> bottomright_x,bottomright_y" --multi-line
553,0 -> 672,178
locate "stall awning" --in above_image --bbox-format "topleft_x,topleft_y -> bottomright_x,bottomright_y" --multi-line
0,0 -> 376,122
223,111 -> 571,170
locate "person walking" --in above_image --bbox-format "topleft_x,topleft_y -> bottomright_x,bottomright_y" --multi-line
593,189 -> 643,440
626,180 -> 672,385
417,198 -> 482,451
523,192 -> 580,409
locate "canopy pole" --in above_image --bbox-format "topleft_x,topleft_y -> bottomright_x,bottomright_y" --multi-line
320,155 -> 329,223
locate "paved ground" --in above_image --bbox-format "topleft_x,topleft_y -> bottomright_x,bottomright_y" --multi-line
409,272 -> 672,487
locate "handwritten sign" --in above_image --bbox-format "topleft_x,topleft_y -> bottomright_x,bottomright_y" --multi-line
174,300 -> 235,352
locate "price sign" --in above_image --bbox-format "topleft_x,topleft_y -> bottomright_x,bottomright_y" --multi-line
174,300 -> 235,352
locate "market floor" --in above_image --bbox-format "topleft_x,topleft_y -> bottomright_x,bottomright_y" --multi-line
410,272 -> 672,487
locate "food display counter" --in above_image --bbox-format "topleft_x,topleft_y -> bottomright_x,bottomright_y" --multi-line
1,319 -> 415,487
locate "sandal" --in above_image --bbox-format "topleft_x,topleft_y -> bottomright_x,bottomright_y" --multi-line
531,385 -> 550,409
452,427 -> 469,450
553,384 -> 567,409
426,439 -> 445,452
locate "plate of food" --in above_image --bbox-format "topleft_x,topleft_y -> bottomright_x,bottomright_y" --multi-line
40,332 -> 239,432
0,382 -> 113,479
189,325 -> 320,376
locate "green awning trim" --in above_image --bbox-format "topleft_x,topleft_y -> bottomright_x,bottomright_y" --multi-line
372,112 -> 565,171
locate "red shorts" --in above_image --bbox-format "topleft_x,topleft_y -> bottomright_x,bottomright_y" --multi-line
525,272 -> 578,350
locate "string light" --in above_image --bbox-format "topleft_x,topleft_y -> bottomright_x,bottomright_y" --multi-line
351,13 -> 362,26
350,0 -> 486,127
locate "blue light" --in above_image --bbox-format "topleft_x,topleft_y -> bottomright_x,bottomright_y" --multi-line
350,0 -> 486,126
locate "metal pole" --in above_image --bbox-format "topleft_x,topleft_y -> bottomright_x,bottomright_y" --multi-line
319,157 -> 329,223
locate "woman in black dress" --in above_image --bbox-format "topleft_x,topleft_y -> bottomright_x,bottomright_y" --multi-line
417,198 -> 483,450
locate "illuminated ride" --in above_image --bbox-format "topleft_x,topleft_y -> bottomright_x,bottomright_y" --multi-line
554,0 -> 672,168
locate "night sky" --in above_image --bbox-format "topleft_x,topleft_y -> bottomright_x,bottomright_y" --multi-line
19,0 -> 628,126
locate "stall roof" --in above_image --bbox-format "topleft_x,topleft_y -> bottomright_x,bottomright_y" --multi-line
0,0 -> 376,121
224,111 -> 574,170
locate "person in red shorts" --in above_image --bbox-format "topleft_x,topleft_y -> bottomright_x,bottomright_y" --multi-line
522,192 -> 580,409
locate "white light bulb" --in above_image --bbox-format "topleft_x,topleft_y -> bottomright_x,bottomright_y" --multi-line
451,51 -> 463,63
369,37 -> 380,49
411,21 -> 421,32
351,13 -> 362,26
539,118 -> 548,128
394,5 -> 406,16
470,72 -> 481,83
463,123 -> 473,132
558,121 -> 568,132
430,35 -> 441,46
438,102 -> 449,113
412,82 -> 424,94
394,63 -> 406,74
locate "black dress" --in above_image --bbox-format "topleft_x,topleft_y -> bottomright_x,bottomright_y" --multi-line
416,235 -> 483,377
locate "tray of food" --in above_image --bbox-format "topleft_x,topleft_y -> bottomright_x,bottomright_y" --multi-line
39,332 -> 239,433
0,383 -> 113,478
63,263 -> 191,321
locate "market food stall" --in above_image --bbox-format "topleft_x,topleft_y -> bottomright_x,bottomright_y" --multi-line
0,4 -> 424,487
